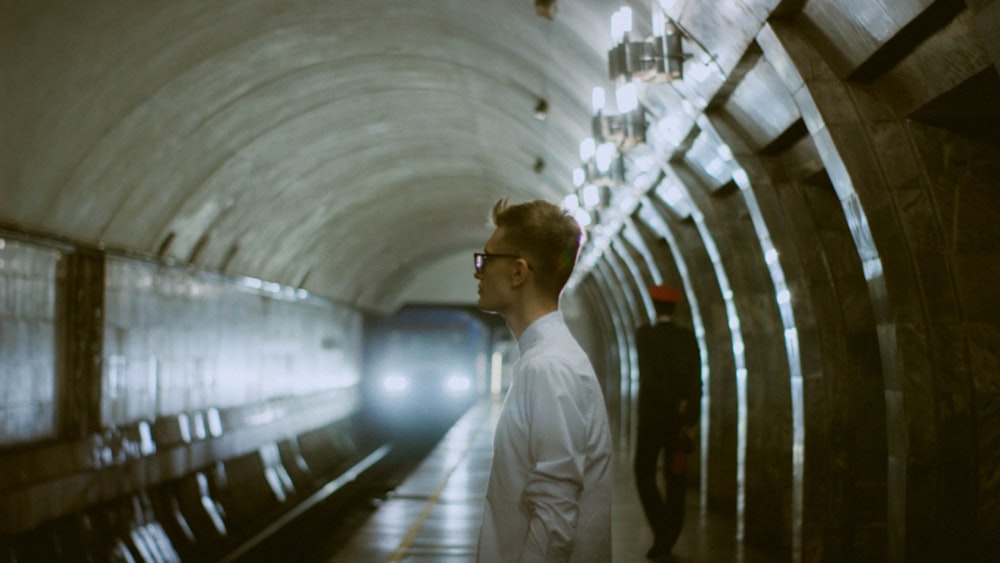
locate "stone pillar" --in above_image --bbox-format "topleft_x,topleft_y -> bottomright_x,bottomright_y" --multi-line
57,248 -> 106,438
757,16 -> 995,563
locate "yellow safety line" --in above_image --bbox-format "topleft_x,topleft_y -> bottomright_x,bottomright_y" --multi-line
385,415 -> 487,562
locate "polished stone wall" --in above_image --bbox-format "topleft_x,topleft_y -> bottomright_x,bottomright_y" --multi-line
755,14 -> 999,559
904,120 -> 1000,558
0,236 -> 364,439
102,256 -> 362,426
681,170 -> 795,551
0,239 -> 61,445
0,235 -> 368,535
667,213 -> 741,515
571,2 -> 1000,562
780,173 -> 888,561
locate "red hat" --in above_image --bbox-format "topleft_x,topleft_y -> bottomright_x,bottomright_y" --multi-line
649,284 -> 683,303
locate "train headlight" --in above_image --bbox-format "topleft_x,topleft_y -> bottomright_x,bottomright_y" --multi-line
443,373 -> 472,395
381,373 -> 410,393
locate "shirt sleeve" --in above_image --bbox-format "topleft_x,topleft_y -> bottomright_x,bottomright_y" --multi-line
519,357 -> 586,562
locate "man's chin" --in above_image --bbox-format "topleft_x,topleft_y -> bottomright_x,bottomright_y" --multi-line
476,298 -> 500,314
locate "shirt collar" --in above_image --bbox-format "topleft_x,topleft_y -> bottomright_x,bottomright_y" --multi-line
518,310 -> 562,353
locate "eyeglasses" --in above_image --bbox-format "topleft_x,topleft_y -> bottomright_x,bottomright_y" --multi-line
474,252 -> 530,274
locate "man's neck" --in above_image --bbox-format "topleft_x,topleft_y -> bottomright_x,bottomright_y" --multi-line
506,300 -> 558,341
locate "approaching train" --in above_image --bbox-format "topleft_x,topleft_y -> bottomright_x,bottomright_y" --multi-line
360,306 -> 493,439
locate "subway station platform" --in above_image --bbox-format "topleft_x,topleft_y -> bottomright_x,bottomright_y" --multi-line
322,399 -> 781,563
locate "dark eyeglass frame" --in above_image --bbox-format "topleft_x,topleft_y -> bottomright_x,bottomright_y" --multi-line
474,252 -> 531,274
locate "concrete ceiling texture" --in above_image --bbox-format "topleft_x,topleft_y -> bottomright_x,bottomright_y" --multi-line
1,0 -> 997,315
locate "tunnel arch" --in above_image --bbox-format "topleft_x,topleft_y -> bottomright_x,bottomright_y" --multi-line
2,1 -> 998,562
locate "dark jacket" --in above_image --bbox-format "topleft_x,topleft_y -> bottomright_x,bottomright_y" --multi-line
635,320 -> 701,427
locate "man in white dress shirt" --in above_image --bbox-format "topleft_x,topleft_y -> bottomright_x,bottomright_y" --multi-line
474,198 -> 613,563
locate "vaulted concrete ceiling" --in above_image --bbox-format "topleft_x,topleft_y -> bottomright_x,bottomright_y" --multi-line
1,0 -> 996,312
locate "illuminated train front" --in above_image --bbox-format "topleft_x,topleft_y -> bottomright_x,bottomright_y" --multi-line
360,306 -> 493,440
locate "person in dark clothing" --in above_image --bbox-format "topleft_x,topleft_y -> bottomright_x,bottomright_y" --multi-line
633,284 -> 702,560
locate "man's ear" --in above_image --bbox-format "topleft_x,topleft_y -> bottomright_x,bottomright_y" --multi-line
510,258 -> 530,288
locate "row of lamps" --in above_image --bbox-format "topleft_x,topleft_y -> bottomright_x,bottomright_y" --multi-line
566,4 -> 690,229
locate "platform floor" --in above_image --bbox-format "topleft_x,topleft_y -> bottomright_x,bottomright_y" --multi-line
325,399 -> 781,562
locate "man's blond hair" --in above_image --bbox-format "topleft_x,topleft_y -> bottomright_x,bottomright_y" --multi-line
491,198 -> 581,297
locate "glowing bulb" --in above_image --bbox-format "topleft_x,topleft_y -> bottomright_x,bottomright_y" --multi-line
611,7 -> 633,43
582,184 -> 601,208
592,87 -> 606,114
579,138 -> 596,161
444,374 -> 472,394
572,167 -> 586,187
563,193 -> 580,210
595,143 -> 616,172
615,82 -> 638,113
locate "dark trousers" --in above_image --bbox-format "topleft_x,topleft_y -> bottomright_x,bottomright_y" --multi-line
634,421 -> 687,551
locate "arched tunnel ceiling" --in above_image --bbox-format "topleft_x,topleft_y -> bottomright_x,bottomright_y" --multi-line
1,0 -> 996,313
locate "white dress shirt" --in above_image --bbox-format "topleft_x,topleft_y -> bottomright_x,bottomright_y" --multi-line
477,312 -> 613,562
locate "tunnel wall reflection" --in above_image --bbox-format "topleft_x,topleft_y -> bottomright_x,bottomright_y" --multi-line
0,239 -> 62,443
101,255 -> 362,424
0,234 -> 369,557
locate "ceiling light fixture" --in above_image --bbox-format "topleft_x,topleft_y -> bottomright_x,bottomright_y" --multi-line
576,135 -> 626,188
591,85 -> 646,149
534,98 -> 549,120
607,5 -> 689,83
